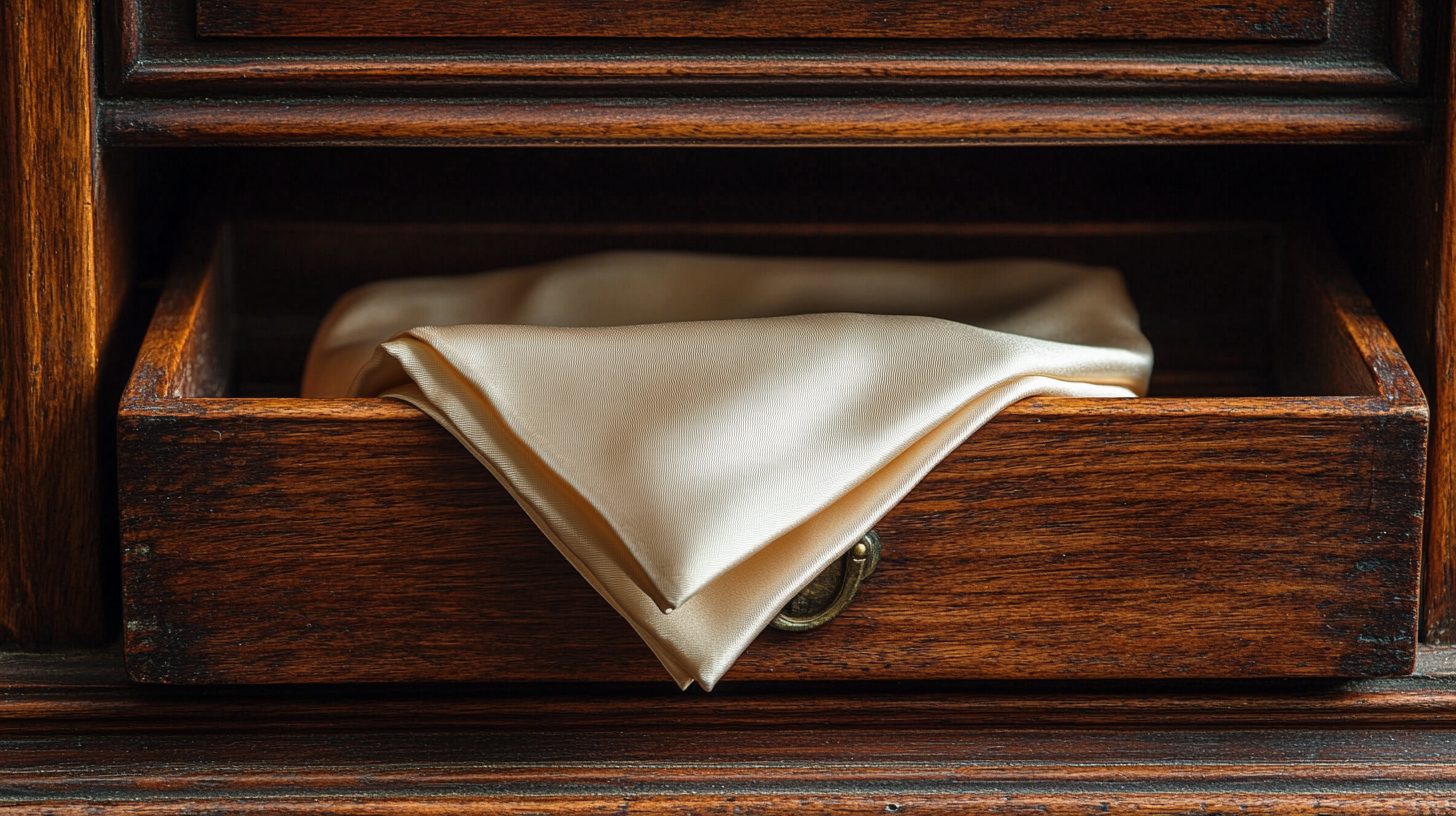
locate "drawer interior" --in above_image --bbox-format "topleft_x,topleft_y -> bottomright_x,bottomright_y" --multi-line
220,220 -> 1344,402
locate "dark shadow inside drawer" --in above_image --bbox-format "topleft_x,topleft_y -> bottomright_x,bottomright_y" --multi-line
119,221 -> 1427,685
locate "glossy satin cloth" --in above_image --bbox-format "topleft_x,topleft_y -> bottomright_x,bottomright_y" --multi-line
302,251 -> 1153,689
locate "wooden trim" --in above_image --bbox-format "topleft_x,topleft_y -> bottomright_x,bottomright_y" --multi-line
0,0 -> 106,646
1421,0 -> 1456,645
6,649 -> 1456,730
99,97 -> 1433,147
10,793 -> 1456,814
195,0 -> 1332,41
114,55 -> 1407,95
110,0 -> 1408,96
0,679 -> 1454,814
9,652 -> 1456,810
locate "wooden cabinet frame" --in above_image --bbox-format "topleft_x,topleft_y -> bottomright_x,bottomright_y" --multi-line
6,0 -> 1456,808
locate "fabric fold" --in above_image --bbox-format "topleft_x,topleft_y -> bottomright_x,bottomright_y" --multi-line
302,251 -> 1153,689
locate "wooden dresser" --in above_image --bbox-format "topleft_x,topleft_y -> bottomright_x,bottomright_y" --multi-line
6,0 -> 1456,810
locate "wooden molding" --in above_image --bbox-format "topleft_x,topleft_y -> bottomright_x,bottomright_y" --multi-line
108,0 -> 1410,96
7,651 -> 1456,809
7,650 -> 1456,730
99,97 -> 1432,147
6,651 -> 1456,811
195,0 -> 1332,40
5,724 -> 1456,813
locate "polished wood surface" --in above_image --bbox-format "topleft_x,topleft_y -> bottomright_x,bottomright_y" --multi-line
111,0 -> 1409,96
100,97 -> 1433,148
7,727 -> 1456,814
196,0 -> 1332,40
0,0 -> 107,648
6,649 -> 1456,813
11,649 -> 1456,731
102,0 -> 1428,145
116,222 -> 1425,684
1425,1 -> 1456,645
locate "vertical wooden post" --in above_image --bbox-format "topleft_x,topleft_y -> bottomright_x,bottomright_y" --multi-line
1426,0 -> 1456,643
0,0 -> 105,647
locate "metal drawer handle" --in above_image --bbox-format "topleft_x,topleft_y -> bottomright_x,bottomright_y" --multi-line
770,531 -> 881,632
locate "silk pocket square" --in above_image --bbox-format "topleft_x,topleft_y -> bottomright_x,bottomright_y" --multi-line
303,252 -> 1153,688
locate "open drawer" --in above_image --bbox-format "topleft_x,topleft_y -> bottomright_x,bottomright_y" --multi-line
118,221 -> 1426,685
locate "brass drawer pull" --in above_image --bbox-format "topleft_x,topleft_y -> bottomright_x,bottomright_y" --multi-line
771,531 -> 881,632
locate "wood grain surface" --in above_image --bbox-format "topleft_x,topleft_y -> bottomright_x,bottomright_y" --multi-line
111,0 -> 1406,97
10,649 -> 1456,732
117,222 -> 1426,684
1389,0 -> 1424,84
1425,0 -> 1456,646
0,0 -> 107,647
99,96 -> 1432,148
6,721 -> 1456,813
5,727 -> 1456,814
11,793 -> 1456,815
10,648 -> 1456,810
196,0 -> 1331,40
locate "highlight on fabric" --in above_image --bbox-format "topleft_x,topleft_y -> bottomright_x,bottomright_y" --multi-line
302,251 -> 1154,689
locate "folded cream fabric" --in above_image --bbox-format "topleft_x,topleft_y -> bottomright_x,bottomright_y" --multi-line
302,251 -> 1153,689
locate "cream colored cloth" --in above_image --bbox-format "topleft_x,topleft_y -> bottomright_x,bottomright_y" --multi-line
302,251 -> 1153,689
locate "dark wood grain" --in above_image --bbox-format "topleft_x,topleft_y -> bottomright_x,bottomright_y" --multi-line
99,96 -> 1432,147
12,649 -> 1456,733
111,0 -> 1407,97
4,717 -> 1456,813
7,652 -> 1456,809
116,221 -> 1425,684
10,649 -> 1456,810
14,793 -> 1456,815
119,398 -> 1424,684
0,0 -> 107,647
6,728 -> 1456,809
1314,145 -> 1454,644
196,0 -> 1332,40
1427,0 -> 1456,646
1389,0 -> 1424,84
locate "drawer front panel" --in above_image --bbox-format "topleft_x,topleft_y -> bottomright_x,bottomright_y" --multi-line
119,400 -> 1422,684
195,0 -> 1332,40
